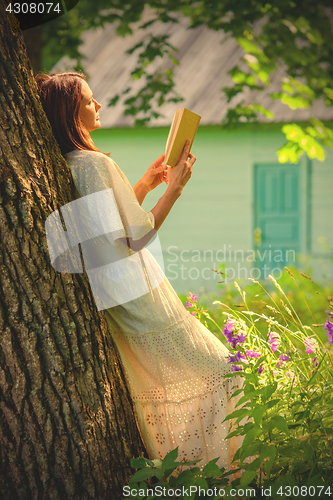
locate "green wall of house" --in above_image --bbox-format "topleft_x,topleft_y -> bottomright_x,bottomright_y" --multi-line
91,124 -> 333,294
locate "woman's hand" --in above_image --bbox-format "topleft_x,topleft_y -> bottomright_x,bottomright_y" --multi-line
141,154 -> 167,192
166,140 -> 196,193
149,141 -> 197,231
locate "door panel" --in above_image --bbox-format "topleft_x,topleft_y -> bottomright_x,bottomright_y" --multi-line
254,164 -> 301,273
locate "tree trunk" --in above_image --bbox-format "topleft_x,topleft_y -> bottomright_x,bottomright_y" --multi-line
0,4 -> 145,499
22,25 -> 42,75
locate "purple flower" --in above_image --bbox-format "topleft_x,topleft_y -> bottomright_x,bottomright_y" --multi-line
268,332 -> 280,352
187,292 -> 198,303
258,365 -> 263,375
190,312 -> 196,316
277,354 -> 290,368
231,365 -> 242,373
304,337 -> 317,354
228,354 -> 236,364
324,319 -> 333,346
228,351 -> 245,364
186,301 -> 193,309
313,356 -> 318,367
223,320 -> 247,349
236,332 -> 247,345
223,320 -> 234,340
246,350 -> 262,359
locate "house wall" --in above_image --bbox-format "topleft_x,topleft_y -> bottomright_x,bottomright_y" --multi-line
91,124 -> 333,294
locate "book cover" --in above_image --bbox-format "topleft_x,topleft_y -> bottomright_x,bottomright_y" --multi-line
165,108 -> 201,167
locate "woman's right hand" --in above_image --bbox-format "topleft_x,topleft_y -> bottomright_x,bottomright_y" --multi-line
166,140 -> 196,194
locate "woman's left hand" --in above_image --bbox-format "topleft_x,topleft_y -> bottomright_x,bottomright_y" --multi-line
141,154 -> 167,192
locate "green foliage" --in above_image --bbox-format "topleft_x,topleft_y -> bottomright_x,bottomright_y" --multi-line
182,266 -> 333,343
41,0 -> 333,161
125,448 -> 232,499
214,283 -> 333,494
108,34 -> 183,126
277,120 -> 333,163
128,276 -> 333,499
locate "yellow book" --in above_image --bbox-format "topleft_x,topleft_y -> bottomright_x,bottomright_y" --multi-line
165,108 -> 201,167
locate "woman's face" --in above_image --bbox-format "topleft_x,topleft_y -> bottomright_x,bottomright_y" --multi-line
79,80 -> 102,132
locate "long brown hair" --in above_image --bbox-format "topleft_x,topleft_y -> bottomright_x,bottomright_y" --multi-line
35,72 -> 103,156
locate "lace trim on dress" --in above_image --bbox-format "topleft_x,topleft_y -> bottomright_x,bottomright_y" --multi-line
113,314 -> 190,337
135,382 -> 232,405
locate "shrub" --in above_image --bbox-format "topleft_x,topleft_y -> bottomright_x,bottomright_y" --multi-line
126,271 -> 333,500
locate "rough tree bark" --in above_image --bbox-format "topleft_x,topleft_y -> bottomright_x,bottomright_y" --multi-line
22,25 -> 42,75
0,3 -> 145,499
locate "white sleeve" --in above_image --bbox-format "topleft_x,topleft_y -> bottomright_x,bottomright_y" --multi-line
67,150 -> 155,241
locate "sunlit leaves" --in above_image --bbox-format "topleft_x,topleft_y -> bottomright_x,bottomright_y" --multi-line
108,32 -> 183,125
307,118 -> 333,146
41,0 -> 333,160
323,87 -> 333,104
271,76 -> 316,112
278,118 -> 333,163
280,94 -> 311,110
229,67 -> 256,86
278,123 -> 326,163
236,37 -> 263,56
223,102 -> 274,125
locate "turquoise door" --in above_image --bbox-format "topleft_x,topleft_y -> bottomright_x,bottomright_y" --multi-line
254,164 -> 301,275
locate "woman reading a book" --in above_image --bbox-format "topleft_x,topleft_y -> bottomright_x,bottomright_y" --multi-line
36,72 -> 241,470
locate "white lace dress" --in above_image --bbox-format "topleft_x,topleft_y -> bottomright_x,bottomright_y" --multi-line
66,149 -> 241,469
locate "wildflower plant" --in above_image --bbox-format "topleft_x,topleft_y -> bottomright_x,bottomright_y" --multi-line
185,292 -> 222,335
213,272 -> 333,495
127,273 -> 333,499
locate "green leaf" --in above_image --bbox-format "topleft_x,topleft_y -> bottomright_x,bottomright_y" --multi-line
129,467 -> 156,482
270,415 -> 289,434
155,469 -> 164,480
226,428 -> 244,439
240,469 -> 258,486
277,142 -> 301,164
130,457 -> 153,468
201,458 -> 221,477
126,41 -> 144,55
193,476 -> 209,490
252,405 -> 268,425
260,445 -> 277,476
174,468 -> 200,484
282,82 -> 294,93
236,37 -> 262,55
240,441 -> 262,461
108,94 -> 120,107
162,447 -> 179,468
302,442 -> 314,461
291,77 -> 315,99
224,407 -> 252,422
266,399 -> 281,409
230,388 -> 244,400
236,386 -> 269,407
263,382 -> 278,400
170,56 -> 180,66
281,94 -> 311,109
241,427 -> 264,451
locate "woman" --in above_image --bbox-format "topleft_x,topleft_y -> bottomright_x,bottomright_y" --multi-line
36,72 -> 240,469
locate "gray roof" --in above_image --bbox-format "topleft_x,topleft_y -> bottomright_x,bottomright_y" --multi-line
53,10 -> 333,127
